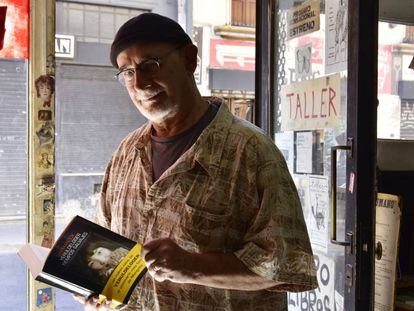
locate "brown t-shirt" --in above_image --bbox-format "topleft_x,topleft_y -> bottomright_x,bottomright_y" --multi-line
151,102 -> 218,181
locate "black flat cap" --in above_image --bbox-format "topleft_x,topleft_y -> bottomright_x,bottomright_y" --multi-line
110,13 -> 192,68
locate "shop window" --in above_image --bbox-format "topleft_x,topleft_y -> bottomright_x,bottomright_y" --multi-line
231,0 -> 256,27
56,2 -> 146,43
0,59 -> 28,310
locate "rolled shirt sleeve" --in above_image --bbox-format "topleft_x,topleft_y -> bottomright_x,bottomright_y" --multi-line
234,149 -> 318,292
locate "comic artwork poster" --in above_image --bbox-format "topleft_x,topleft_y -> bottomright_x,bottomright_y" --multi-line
275,131 -> 294,174
0,0 -> 29,59
308,175 -> 329,253
36,287 -> 53,308
288,253 -> 335,311
325,0 -> 348,74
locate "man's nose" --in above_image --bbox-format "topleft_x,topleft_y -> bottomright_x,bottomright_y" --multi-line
133,69 -> 152,90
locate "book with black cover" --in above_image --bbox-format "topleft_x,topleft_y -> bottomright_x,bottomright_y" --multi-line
18,215 -> 147,309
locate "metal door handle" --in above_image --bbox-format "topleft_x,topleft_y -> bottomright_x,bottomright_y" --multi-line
331,145 -> 351,246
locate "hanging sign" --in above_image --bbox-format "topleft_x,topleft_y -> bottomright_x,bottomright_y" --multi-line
287,0 -> 320,40
281,73 -> 341,131
55,34 -> 75,58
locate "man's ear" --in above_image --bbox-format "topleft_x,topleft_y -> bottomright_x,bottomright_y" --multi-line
182,44 -> 198,74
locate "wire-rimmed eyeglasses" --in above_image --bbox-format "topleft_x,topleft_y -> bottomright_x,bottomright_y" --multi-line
114,46 -> 183,87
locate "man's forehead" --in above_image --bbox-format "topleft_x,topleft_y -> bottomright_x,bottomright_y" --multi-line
116,42 -> 174,66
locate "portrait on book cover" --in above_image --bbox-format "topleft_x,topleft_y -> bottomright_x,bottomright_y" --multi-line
73,232 -> 130,287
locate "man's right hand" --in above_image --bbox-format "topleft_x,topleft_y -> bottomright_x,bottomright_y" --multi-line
73,294 -> 113,311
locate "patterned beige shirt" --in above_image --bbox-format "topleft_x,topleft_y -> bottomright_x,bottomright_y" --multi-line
96,101 -> 318,310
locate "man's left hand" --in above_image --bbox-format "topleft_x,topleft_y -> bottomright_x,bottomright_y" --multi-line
142,238 -> 197,283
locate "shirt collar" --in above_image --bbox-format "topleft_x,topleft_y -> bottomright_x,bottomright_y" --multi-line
134,98 -> 234,178
191,99 -> 233,177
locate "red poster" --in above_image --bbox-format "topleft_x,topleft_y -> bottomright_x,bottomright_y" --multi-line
210,39 -> 255,71
298,36 -> 324,65
378,45 -> 392,94
0,0 -> 29,59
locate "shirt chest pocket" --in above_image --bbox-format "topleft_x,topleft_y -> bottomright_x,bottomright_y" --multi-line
179,202 -> 230,253
169,167 -> 233,252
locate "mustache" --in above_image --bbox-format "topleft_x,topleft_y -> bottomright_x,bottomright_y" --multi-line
135,88 -> 163,100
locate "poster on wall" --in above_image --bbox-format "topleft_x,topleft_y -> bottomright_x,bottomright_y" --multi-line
375,193 -> 401,311
288,253 -> 335,311
281,73 -> 341,131
325,0 -> 348,74
295,43 -> 313,80
308,175 -> 329,253
287,0 -> 320,40
275,131 -> 295,174
0,0 -> 29,59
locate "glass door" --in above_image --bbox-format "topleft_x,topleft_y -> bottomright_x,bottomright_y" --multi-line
375,2 -> 414,310
272,0 -> 377,309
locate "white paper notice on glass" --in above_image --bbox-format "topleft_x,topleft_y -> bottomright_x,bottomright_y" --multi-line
275,132 -> 295,174
287,253 -> 335,311
375,193 -> 401,311
325,0 -> 348,74
295,131 -> 313,174
308,175 -> 329,253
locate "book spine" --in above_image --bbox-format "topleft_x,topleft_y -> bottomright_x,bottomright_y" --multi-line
36,272 -> 94,297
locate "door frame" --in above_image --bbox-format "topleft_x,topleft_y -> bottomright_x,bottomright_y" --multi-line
346,0 -> 378,309
256,0 -> 379,309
